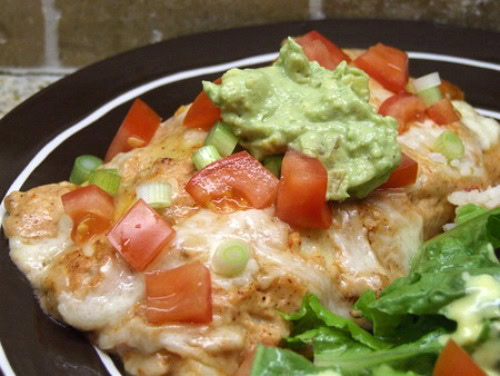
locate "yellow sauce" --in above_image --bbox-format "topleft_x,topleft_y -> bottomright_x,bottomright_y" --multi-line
443,273 -> 500,345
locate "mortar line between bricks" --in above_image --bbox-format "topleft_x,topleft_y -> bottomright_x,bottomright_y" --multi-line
41,0 -> 62,68
309,0 -> 326,20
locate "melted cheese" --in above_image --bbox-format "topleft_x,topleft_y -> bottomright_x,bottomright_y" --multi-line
57,257 -> 145,331
367,197 -> 423,274
170,208 -> 350,316
398,117 -> 486,178
300,196 -> 423,297
398,119 -> 443,152
123,352 -> 170,376
97,318 -> 218,366
95,207 -> 350,372
453,100 -> 500,151
9,215 -> 73,288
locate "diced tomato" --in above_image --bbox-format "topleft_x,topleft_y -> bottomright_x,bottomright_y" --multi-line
276,149 -> 332,229
354,43 -> 409,93
426,98 -> 460,125
183,78 -> 222,131
378,153 -> 418,189
106,199 -> 175,271
145,261 -> 212,324
295,31 -> 351,70
379,92 -> 426,134
433,339 -> 486,376
61,185 -> 114,243
440,79 -> 465,101
105,99 -> 161,162
185,151 -> 279,210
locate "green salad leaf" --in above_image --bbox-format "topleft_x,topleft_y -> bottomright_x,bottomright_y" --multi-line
282,294 -> 388,351
455,203 -> 487,225
250,345 -> 320,376
356,208 -> 500,339
487,213 -> 500,248
249,209 -> 500,376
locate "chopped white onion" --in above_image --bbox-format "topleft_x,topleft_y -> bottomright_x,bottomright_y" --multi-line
413,72 -> 441,92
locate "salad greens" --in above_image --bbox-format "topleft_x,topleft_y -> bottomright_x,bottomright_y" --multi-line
456,203 -> 488,226
250,208 -> 500,376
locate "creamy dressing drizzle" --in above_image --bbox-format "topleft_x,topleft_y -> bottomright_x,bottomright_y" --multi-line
442,273 -> 500,345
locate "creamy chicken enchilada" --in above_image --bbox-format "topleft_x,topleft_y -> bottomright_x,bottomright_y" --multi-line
2,32 -> 499,375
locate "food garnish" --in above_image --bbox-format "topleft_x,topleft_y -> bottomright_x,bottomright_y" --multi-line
69,154 -> 104,184
4,29 -> 499,376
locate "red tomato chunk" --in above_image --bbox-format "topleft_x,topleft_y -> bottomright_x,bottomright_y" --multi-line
183,78 -> 222,131
295,31 -> 351,70
433,339 -> 486,376
61,185 -> 114,244
379,92 -> 426,134
276,149 -> 332,229
354,43 -> 409,93
426,98 -> 460,125
145,261 -> 212,325
378,153 -> 418,189
105,98 -> 161,162
186,151 -> 279,210
106,199 -> 175,271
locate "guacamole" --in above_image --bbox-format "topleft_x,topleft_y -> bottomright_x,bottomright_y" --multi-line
204,38 -> 400,201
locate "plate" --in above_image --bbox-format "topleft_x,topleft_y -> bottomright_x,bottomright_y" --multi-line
1,19 -> 499,376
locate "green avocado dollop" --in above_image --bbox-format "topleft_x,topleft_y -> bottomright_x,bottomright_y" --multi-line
203,38 -> 401,201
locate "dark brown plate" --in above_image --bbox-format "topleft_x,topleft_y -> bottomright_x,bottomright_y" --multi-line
1,19 -> 499,376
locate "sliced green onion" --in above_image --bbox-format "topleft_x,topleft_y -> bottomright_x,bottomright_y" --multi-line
192,145 -> 221,170
263,155 -> 283,177
417,86 -> 442,106
204,122 -> 238,157
414,72 -> 442,106
69,155 -> 103,184
136,182 -> 172,209
405,81 -> 416,94
456,203 -> 487,225
433,130 -> 464,161
88,169 -> 121,195
211,239 -> 251,277
104,168 -> 119,175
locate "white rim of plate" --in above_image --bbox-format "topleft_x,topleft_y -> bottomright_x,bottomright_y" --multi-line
1,50 -> 500,376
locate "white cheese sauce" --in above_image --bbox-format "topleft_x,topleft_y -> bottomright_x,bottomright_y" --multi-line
453,100 -> 500,151
170,208 -> 349,315
57,257 -> 145,331
9,214 -> 73,289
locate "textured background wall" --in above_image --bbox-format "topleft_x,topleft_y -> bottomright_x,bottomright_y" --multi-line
0,0 -> 498,69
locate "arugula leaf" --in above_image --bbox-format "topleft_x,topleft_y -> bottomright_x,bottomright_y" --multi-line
250,345 -> 320,376
371,365 -> 420,376
356,208 -> 500,339
253,328 -> 443,376
314,330 -> 443,372
487,213 -> 500,248
455,204 -> 487,225
282,294 -> 388,350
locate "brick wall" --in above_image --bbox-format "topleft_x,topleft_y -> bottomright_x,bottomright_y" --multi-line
0,0 -> 498,69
